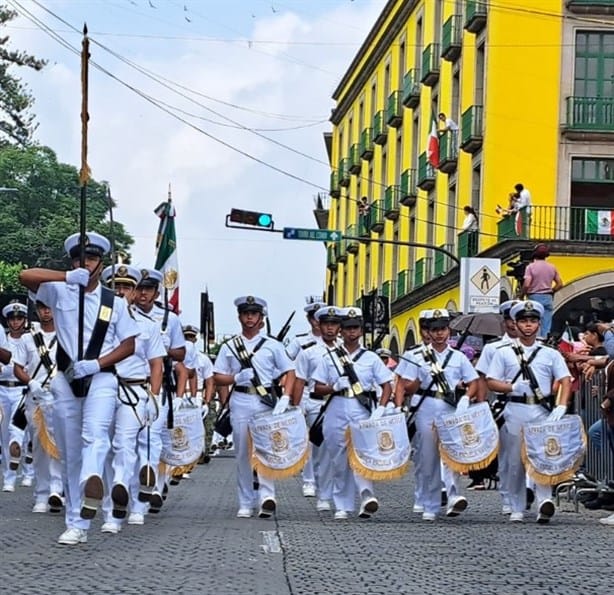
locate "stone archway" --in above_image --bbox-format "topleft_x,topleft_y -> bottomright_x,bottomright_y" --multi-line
389,336 -> 399,357
555,271 -> 614,310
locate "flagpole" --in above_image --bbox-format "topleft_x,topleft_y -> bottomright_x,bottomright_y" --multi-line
78,24 -> 90,369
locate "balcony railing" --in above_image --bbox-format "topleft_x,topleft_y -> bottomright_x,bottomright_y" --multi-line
360,127 -> 374,160
441,15 -> 462,62
386,91 -> 403,128
438,131 -> 458,174
349,143 -> 361,174
381,280 -> 391,298
465,0 -> 488,33
417,152 -> 436,190
373,110 -> 387,145
400,168 -> 418,206
565,96 -> 614,133
396,269 -> 411,300
346,224 -> 359,253
330,171 -> 340,198
384,185 -> 400,220
339,158 -> 351,187
495,205 -> 614,243
334,237 -> 347,263
402,68 -> 421,109
370,199 -> 385,233
460,105 -> 483,153
327,245 -> 337,270
566,1 -> 614,15
421,43 -> 440,87
434,244 -> 454,276
358,212 -> 371,238
457,228 -> 479,258
414,257 -> 432,288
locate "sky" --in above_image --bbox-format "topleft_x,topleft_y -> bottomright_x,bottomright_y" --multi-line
4,0 -> 386,341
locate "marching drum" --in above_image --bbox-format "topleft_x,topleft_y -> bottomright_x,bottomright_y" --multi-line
161,402 -> 205,470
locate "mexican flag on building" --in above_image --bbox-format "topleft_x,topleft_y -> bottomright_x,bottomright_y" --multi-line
585,209 -> 614,235
427,113 -> 440,169
154,197 -> 179,313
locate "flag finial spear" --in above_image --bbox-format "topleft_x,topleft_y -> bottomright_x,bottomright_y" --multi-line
168,182 -> 172,202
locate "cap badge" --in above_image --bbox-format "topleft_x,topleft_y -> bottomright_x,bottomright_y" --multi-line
141,269 -> 149,279
246,296 -> 255,304
117,266 -> 127,276
525,302 -> 534,311
433,309 -> 442,318
328,307 -> 336,316
347,309 -> 356,318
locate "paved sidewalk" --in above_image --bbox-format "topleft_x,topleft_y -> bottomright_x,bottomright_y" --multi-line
0,452 -> 611,594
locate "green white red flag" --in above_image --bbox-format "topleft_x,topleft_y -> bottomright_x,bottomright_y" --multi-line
154,198 -> 179,313
427,114 -> 440,169
585,209 -> 614,235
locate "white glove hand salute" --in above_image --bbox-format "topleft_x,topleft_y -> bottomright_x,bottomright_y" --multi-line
235,368 -> 254,385
66,268 -> 90,287
369,405 -> 387,420
547,404 -> 567,422
73,359 -> 100,379
272,395 -> 291,416
455,395 -> 471,413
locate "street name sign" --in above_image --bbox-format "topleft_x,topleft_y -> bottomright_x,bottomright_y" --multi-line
283,227 -> 342,241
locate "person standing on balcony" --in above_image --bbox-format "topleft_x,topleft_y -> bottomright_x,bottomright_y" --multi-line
438,112 -> 458,136
521,244 -> 563,338
461,206 -> 479,256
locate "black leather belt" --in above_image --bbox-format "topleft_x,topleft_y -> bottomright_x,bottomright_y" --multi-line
0,380 -> 26,388
309,393 -> 325,401
506,395 -> 552,405
119,378 -> 149,387
234,385 -> 272,394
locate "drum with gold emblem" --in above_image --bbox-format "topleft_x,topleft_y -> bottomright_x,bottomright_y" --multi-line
346,412 -> 411,480
434,401 -> 499,473
520,414 -> 586,485
161,401 -> 205,469
247,407 -> 309,479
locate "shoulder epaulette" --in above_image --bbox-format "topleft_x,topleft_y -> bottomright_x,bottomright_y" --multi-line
295,332 -> 309,338
486,337 -> 503,344
496,341 -> 513,350
301,340 -> 317,350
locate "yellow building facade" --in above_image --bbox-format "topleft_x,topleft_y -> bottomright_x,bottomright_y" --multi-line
324,0 -> 614,352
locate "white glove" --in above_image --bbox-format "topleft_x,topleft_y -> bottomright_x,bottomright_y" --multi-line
393,406 -> 403,414
370,405 -> 387,420
201,403 -> 209,419
173,396 -> 187,412
160,333 -> 171,350
333,376 -> 350,392
72,359 -> 100,379
235,369 -> 254,385
146,393 -> 160,422
272,395 -> 290,416
456,395 -> 470,413
66,268 -> 90,286
548,405 -> 567,422
28,379 -> 45,400
511,379 -> 532,396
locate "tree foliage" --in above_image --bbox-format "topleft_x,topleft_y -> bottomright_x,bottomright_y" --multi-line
0,145 -> 133,269
0,5 -> 47,146
0,259 -> 23,291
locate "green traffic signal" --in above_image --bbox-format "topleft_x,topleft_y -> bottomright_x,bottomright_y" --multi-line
228,208 -> 274,229
258,213 -> 272,227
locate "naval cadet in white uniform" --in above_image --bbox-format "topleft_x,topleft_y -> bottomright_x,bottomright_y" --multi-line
486,300 -> 571,523
19,232 -> 139,546
213,296 -> 295,519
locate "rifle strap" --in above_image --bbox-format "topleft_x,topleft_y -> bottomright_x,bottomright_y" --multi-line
31,330 -> 56,373
511,345 -> 542,385
232,336 -> 268,398
424,348 -> 454,395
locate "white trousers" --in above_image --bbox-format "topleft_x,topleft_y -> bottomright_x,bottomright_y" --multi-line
303,397 -> 333,500
51,372 -> 117,531
230,392 -> 275,509
0,385 -> 25,486
322,397 -> 374,513
415,397 -> 461,515
500,402 -> 551,514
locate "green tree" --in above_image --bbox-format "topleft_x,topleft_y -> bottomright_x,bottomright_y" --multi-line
0,144 -> 133,268
0,5 -> 47,146
0,260 -> 23,291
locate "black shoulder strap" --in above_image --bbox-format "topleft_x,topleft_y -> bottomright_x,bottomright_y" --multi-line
352,348 -> 367,363
84,287 -> 116,360
511,345 -> 542,384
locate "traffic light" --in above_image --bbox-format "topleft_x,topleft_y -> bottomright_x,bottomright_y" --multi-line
228,208 -> 274,229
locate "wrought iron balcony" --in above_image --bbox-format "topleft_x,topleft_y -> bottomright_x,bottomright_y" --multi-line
327,245 -> 337,270
358,212 -> 371,238
465,0 -> 488,33
373,110 -> 388,145
381,280 -> 391,298
441,15 -> 462,62
414,257 -> 432,288
384,185 -> 400,220
360,127 -> 374,161
564,96 -> 614,138
369,199 -> 385,233
460,105 -> 483,153
386,91 -> 403,128
402,68 -> 421,109
438,131 -> 458,174
349,143 -> 361,174
417,152 -> 436,191
395,269 -> 411,300
346,224 -> 359,253
434,244 -> 454,277
400,168 -> 418,206
339,158 -> 351,187
457,228 -> 479,258
566,0 -> 614,14
334,237 -> 347,263
330,171 -> 340,198
421,43 -> 440,87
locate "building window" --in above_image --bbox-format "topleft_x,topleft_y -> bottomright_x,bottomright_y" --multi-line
574,31 -> 614,98
572,157 -> 614,182
571,157 -> 614,209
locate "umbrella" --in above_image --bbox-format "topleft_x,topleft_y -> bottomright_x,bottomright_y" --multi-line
449,312 -> 504,337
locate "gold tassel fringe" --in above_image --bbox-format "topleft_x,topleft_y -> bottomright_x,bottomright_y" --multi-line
171,462 -> 197,477
345,429 -> 411,481
247,430 -> 310,480
437,440 -> 499,474
32,406 -> 60,460
520,426 -> 587,486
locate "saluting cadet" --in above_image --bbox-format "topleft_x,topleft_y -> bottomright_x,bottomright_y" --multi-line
213,296 -> 295,519
19,232 -> 139,546
486,300 -> 571,523
312,307 -> 393,520
474,300 -> 519,513
133,268 -> 186,510
12,300 -> 63,513
98,265 -> 165,532
292,305 -> 343,511
0,301 -> 29,492
287,302 -> 324,498
393,309 -> 479,521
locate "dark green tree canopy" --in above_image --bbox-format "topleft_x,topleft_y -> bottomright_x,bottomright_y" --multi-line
0,5 -> 46,146
0,144 -> 133,269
